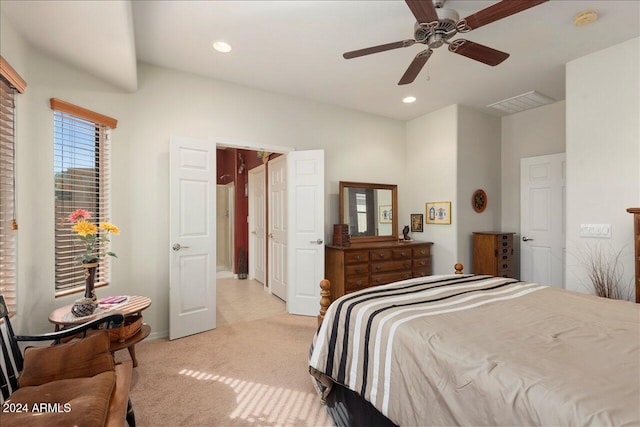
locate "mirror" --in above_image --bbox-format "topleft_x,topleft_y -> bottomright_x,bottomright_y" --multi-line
339,181 -> 398,242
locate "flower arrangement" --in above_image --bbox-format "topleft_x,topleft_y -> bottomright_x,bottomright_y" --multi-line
68,209 -> 119,264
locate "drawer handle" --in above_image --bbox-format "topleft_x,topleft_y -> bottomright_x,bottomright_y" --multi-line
502,249 -> 508,253
356,280 -> 362,286
502,242 -> 508,247
420,250 -> 426,255
376,265 -> 382,270
379,253 -> 385,258
355,268 -> 362,273
404,262 -> 409,268
502,256 -> 507,260
420,260 -> 426,266
401,252 -> 407,257
355,255 -> 361,260
502,264 -> 508,268
376,278 -> 381,283
502,235 -> 508,240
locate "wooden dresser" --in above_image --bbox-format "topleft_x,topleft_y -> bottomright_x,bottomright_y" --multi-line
325,240 -> 433,302
472,232 -> 515,278
627,208 -> 640,303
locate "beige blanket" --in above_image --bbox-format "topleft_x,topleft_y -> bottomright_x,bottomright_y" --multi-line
309,275 -> 640,426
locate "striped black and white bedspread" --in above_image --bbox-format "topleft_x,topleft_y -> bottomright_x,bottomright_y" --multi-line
309,274 -> 640,426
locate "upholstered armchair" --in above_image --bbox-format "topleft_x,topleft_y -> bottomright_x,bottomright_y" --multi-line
0,295 -> 135,427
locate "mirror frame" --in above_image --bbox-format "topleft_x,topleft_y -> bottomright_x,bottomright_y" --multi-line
339,181 -> 398,243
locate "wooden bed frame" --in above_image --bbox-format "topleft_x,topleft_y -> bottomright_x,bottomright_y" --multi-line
318,263 -> 465,325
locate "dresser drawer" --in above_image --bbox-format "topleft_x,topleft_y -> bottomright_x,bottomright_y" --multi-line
345,251 -> 369,264
371,271 -> 412,286
413,258 -> 431,269
392,248 -> 412,260
345,276 -> 369,292
372,259 -> 411,273
370,249 -> 393,261
345,264 -> 368,276
413,246 -> 431,258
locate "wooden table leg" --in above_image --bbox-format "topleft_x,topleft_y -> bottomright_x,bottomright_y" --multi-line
128,344 -> 138,367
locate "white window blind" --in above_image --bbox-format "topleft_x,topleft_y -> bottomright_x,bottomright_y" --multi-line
53,102 -> 115,293
0,76 -> 17,312
0,56 -> 26,314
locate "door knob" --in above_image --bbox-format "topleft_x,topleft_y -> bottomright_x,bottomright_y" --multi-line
522,236 -> 534,242
269,233 -> 274,238
309,238 -> 324,245
172,243 -> 190,251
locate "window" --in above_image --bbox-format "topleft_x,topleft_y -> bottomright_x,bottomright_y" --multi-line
0,56 -> 26,314
51,99 -> 117,294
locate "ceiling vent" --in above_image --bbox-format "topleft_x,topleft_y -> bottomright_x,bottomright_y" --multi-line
487,91 -> 556,114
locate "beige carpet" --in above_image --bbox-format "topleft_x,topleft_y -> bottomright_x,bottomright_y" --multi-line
120,279 -> 332,426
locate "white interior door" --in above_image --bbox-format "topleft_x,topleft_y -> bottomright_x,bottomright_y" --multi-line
248,164 -> 266,285
169,136 -> 216,340
287,150 -> 325,316
268,155 -> 287,301
520,153 -> 566,287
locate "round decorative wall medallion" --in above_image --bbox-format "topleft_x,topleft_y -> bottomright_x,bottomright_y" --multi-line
472,189 -> 487,213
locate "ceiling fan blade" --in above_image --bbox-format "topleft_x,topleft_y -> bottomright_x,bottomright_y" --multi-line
398,49 -> 433,85
405,0 -> 439,24
343,39 -> 415,59
462,0 -> 548,31
448,39 -> 509,66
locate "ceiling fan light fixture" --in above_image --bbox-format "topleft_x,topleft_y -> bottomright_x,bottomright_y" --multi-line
403,96 -> 417,104
574,9 -> 598,27
487,91 -> 556,114
212,41 -> 232,53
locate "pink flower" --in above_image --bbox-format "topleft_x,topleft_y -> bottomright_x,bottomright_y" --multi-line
68,209 -> 91,223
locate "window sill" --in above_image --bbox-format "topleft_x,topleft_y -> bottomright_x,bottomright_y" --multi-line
55,281 -> 108,298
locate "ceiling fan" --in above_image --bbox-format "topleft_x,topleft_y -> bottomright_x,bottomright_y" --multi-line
343,0 -> 549,85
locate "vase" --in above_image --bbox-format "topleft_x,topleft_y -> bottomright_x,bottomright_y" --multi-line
71,262 -> 99,317
82,262 -> 99,302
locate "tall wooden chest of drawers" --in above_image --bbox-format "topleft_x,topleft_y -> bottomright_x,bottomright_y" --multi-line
325,241 -> 433,302
472,232 -> 515,278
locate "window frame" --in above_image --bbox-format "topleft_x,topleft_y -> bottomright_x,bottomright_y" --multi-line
51,99 -> 117,296
0,56 -> 26,315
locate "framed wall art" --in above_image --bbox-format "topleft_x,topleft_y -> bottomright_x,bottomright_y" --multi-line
410,213 -> 423,232
379,205 -> 392,223
426,201 -> 451,225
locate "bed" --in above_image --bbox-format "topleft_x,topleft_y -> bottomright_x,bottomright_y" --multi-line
309,271 -> 640,426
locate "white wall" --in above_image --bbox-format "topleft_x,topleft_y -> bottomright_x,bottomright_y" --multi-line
2,19 -> 406,334
501,101 -> 566,277
457,106 -> 501,273
404,105 -> 458,274
565,37 -> 640,299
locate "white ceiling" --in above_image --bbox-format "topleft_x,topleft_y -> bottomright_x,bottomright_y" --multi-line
2,0 -> 638,120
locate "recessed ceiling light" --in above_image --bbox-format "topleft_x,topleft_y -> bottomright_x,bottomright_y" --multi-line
403,96 -> 416,104
212,41 -> 232,53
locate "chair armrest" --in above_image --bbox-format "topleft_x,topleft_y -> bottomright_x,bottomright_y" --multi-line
14,312 -> 125,344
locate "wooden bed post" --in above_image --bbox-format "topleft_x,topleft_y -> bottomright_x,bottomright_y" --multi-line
318,279 -> 331,326
454,263 -> 464,274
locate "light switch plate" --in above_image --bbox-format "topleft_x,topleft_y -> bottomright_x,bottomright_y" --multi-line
580,223 -> 611,238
